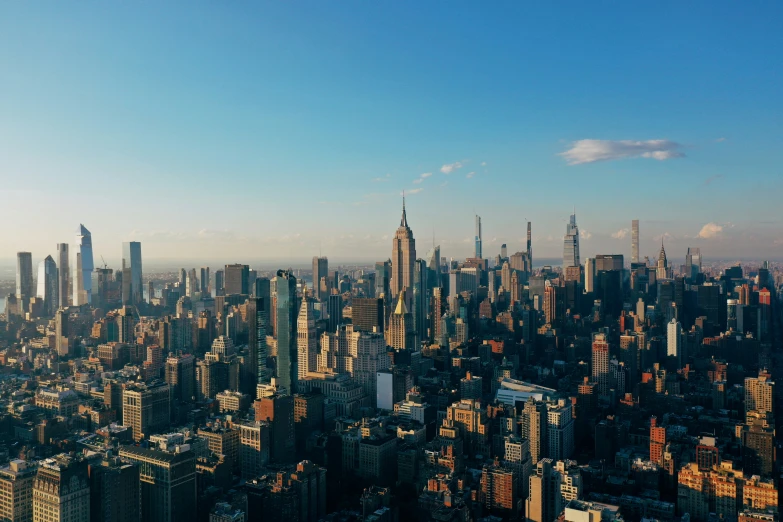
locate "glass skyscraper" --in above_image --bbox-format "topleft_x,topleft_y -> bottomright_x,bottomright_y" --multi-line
562,214 -> 580,269
122,241 -> 143,305
73,224 -> 94,306
37,255 -> 59,316
274,270 -> 298,393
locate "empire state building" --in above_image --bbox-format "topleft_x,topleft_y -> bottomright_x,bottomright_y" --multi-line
391,198 -> 416,301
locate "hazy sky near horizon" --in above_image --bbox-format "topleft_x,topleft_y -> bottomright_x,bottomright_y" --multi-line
1,2 -> 781,265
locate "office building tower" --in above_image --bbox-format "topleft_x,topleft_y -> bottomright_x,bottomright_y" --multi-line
562,214 -> 580,269
0,459 -> 36,522
118,446 -> 196,522
649,416 -> 666,465
547,400 -> 574,460
352,297 -> 385,333
388,293 -> 415,350
327,294 -> 342,333
686,247 -> 702,279
89,456 -> 140,522
745,371 -> 775,423
667,319 -> 683,367
312,257 -> 328,300
214,270 -> 225,297
90,267 -> 113,312
16,251 -> 33,301
197,358 -> 229,399
594,254 -> 624,272
390,198 -> 416,301
240,422 -> 270,479
275,270 -> 298,393
166,353 -> 196,403
225,264 -> 250,295
592,333 -> 610,396
426,245 -> 441,287
584,258 -> 595,293
475,214 -> 483,259
527,221 -> 533,266
54,308 -> 70,356
122,381 -> 171,441
56,243 -> 70,308
73,224 -> 94,306
33,454 -> 90,522
297,295 -> 317,381
741,422 -> 775,477
37,255 -> 59,316
480,461 -> 520,518
254,276 -> 271,307
526,459 -> 562,522
500,243 -> 507,260
122,241 -> 143,305
412,258 -> 428,346
375,260 -> 391,300
523,398 -> 547,465
631,219 -> 640,264
657,241 -> 669,280
185,268 -> 199,298
199,267 -> 210,296
254,394 -> 295,463
246,297 -> 270,393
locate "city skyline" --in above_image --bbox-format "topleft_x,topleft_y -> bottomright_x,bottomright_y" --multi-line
1,3 -> 781,260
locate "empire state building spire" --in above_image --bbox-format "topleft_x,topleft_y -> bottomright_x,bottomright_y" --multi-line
391,196 -> 416,300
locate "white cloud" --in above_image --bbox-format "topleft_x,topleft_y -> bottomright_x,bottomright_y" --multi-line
407,188 -> 424,195
560,139 -> 685,165
580,229 -> 592,239
372,174 -> 391,182
611,228 -> 629,239
480,161 -> 487,166
466,172 -> 475,178
716,137 -> 727,142
441,161 -> 463,174
413,172 -> 432,184
697,222 -> 723,239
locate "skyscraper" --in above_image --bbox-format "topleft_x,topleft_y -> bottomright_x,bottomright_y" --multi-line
0,459 -> 36,522
390,198 -> 416,301
584,258 -> 595,293
122,381 -> 170,441
667,319 -> 682,367
657,240 -> 669,280
224,264 -> 250,295
214,269 -> 225,296
37,255 -> 59,316
57,243 -> 70,308
312,256 -> 328,300
33,454 -> 90,522
118,446 -> 196,522
200,267 -> 210,296
474,214 -> 482,259
562,214 -> 580,269
686,247 -> 702,279
16,252 -> 33,301
297,294 -> 317,381
527,221 -> 533,266
592,332 -> 610,396
122,241 -> 143,305
73,224 -> 94,306
412,258 -> 428,347
388,292 -> 415,350
275,270 -> 298,393
631,219 -> 640,264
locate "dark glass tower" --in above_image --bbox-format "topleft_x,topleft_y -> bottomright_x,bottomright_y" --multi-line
274,270 -> 298,393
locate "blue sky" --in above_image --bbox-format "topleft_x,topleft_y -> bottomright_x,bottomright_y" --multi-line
1,2 -> 781,265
